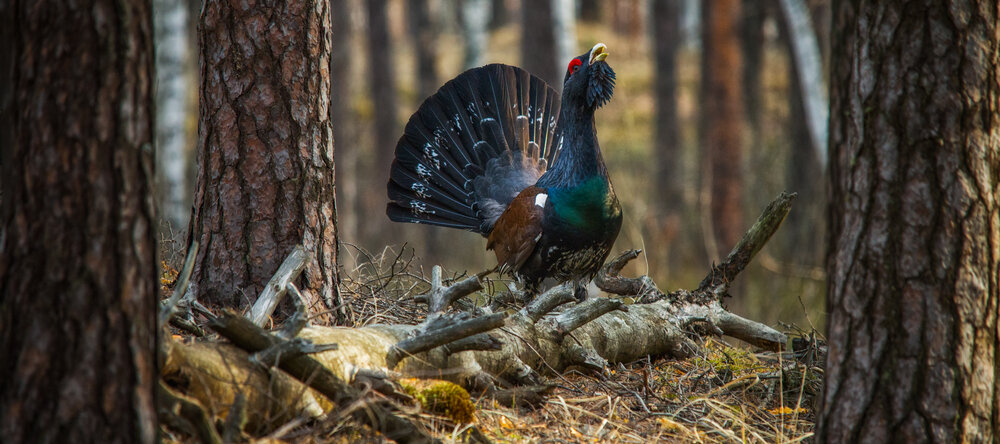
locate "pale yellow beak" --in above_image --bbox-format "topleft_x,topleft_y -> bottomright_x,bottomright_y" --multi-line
589,43 -> 609,64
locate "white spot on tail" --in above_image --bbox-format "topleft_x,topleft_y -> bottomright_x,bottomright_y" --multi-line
534,193 -> 548,208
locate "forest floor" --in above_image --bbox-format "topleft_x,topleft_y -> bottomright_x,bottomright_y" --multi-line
160,245 -> 823,443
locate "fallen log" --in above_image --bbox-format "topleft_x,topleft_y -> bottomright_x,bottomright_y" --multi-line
162,191 -> 796,440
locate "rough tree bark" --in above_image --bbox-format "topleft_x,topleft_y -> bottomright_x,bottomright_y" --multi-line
0,0 -> 158,442
188,0 -> 344,323
521,0 -> 560,89
819,1 -> 1000,442
653,0 -> 682,213
700,0 -> 744,260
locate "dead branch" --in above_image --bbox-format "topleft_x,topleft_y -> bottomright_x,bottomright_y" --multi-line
159,240 -> 199,327
698,191 -> 797,293
158,380 -> 223,444
248,245 -> 309,326
208,311 -> 435,444
386,312 -> 507,369
414,265 -> 484,314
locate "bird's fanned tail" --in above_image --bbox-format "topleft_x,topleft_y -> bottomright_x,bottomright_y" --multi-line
387,64 -> 562,234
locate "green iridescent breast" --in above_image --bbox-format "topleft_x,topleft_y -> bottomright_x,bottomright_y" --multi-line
549,176 -> 621,230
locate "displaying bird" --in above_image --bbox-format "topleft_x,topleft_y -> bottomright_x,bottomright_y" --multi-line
387,43 -> 621,301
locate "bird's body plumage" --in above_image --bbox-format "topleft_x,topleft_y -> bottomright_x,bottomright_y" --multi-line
388,44 -> 620,300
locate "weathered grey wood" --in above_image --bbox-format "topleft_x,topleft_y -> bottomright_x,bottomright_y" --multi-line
248,245 -> 309,326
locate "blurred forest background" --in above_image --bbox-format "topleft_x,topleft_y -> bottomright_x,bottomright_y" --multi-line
154,0 -> 830,331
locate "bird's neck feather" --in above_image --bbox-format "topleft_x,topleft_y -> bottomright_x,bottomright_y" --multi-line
538,104 -> 606,188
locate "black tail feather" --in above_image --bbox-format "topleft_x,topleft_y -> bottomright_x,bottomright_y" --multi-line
387,64 -> 561,234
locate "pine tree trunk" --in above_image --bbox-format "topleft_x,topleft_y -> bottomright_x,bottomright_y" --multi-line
409,0 -> 444,264
331,0 -> 358,247
653,0 -> 682,212
364,0 -> 398,245
699,0 -> 744,259
579,0 -> 604,22
188,0 -> 344,323
819,1 -> 1000,441
740,0 -> 765,149
489,0 -> 508,30
521,0 -> 560,89
0,0 -> 158,441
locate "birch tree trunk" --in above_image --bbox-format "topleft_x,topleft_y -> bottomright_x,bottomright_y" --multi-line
0,0 -> 158,441
820,1 -> 1000,441
154,0 -> 195,232
552,0 -> 578,80
187,0 -> 344,323
463,0 -> 491,69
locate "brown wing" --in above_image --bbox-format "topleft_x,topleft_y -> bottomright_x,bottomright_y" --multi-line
486,186 -> 546,274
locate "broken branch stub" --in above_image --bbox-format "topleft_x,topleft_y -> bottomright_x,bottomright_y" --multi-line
248,245 -> 309,326
698,191 -> 797,293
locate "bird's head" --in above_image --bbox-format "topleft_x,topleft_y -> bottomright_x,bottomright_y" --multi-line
562,43 -> 616,110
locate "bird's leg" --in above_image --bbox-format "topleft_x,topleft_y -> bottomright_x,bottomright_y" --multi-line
573,280 -> 588,302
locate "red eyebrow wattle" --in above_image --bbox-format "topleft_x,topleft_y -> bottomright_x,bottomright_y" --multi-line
568,59 -> 582,73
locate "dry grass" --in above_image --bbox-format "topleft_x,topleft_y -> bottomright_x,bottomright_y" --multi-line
160,242 -> 822,443
336,247 -> 822,443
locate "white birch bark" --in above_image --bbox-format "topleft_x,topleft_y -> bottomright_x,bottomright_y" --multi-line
777,0 -> 828,166
154,0 -> 194,230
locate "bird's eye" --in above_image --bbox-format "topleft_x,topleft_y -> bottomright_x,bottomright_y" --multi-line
568,59 -> 582,75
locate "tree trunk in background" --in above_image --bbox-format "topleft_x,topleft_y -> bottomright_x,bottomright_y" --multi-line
552,0 -> 578,77
189,0 -> 345,324
699,0 -> 744,260
740,0 -> 765,150
579,0 -> 603,22
0,0 -> 157,441
611,0 -> 642,41
776,3 -> 823,264
462,0 -> 491,70
154,0 -> 196,234
653,0 -> 682,213
409,0 -> 444,264
489,0 -> 509,30
776,0 -> 827,164
365,0 -> 398,245
820,1 -> 999,441
521,0 -> 559,88
331,0 -> 358,247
